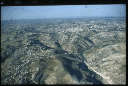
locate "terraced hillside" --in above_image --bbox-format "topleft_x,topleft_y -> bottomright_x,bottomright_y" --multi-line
1,17 -> 126,85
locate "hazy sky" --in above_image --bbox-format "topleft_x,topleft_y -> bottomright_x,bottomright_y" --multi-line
1,4 -> 126,20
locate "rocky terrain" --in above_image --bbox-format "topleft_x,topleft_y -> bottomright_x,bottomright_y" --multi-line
1,17 -> 126,85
